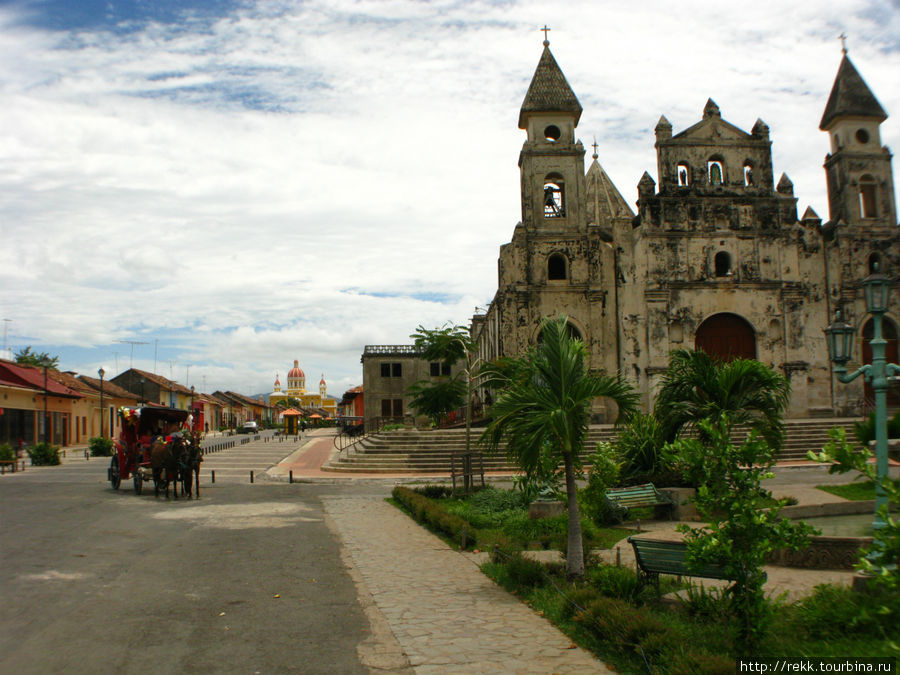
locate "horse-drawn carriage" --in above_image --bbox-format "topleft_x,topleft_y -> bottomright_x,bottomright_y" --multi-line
107,406 -> 202,498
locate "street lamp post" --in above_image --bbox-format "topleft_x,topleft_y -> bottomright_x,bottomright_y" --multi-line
190,385 -> 195,431
824,265 -> 896,529
140,378 -> 145,406
98,367 -> 106,438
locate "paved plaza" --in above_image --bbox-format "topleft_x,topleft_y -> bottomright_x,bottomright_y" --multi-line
8,428 -> 895,673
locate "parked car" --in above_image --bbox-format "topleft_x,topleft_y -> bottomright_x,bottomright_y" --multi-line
241,421 -> 259,434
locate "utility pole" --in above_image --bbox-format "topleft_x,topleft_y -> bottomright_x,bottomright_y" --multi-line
2,318 -> 11,360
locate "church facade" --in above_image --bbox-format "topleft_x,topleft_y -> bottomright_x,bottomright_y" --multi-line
470,42 -> 898,420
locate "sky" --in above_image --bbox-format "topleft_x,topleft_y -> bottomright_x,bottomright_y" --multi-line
1,0 -> 899,399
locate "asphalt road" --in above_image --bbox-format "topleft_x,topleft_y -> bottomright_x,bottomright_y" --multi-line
0,460 -> 394,674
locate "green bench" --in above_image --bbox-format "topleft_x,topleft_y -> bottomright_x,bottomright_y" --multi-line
604,483 -> 674,522
628,536 -> 742,594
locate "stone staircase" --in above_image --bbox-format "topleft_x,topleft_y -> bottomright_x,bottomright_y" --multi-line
320,418 -> 860,474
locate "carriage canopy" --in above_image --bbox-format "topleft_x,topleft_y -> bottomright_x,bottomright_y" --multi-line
119,407 -> 190,436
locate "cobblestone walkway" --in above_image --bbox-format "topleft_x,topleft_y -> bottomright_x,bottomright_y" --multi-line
323,496 -> 612,675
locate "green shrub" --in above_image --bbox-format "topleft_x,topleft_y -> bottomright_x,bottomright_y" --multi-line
667,650 -> 735,675
28,442 -> 60,466
585,564 -> 643,601
504,553 -> 548,588
413,485 -> 452,499
560,585 -> 601,619
793,583 -> 899,641
468,485 -> 527,511
392,486 -> 477,548
579,442 -> 621,526
88,436 -> 114,457
0,443 -> 14,461
854,411 -> 900,445
574,595 -> 674,658
678,584 -> 729,622
616,413 -> 668,480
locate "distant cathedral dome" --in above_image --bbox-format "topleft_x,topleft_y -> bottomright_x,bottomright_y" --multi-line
288,360 -> 305,379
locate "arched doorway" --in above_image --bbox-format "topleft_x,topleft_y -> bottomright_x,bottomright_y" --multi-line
862,317 -> 900,405
536,321 -> 582,344
694,313 -> 756,361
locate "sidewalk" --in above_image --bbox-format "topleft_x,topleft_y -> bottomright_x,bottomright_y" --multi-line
323,496 -> 614,674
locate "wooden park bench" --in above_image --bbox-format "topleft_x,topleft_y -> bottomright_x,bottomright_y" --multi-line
628,536 -> 742,595
604,483 -> 674,522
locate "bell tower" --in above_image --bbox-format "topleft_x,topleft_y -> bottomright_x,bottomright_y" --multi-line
820,50 -> 897,228
517,35 -> 587,232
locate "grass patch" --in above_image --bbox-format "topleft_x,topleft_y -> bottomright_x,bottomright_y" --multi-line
816,481 -> 876,501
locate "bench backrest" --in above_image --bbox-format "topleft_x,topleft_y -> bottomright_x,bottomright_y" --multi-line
606,483 -> 668,507
628,536 -> 732,580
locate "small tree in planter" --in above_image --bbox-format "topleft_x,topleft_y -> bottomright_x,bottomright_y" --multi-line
28,442 -> 60,466
672,415 -> 815,654
88,436 -> 114,457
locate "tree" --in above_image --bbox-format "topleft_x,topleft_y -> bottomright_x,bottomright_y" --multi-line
673,415 -> 815,654
481,316 -> 638,578
654,349 -> 791,450
406,377 -> 466,427
409,323 -> 481,458
14,346 -> 59,369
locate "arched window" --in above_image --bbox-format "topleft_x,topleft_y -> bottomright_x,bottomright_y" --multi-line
547,253 -> 567,280
743,161 -> 754,186
869,252 -> 883,275
543,173 -> 565,218
707,158 -> 725,185
714,251 -> 732,277
695,313 -> 756,361
537,322 -> 582,344
544,125 -> 561,142
677,162 -> 690,187
859,174 -> 877,218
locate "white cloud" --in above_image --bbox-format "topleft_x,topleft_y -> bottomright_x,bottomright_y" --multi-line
1,0 -> 898,395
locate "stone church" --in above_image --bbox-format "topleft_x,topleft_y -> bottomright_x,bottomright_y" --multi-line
470,40 -> 898,420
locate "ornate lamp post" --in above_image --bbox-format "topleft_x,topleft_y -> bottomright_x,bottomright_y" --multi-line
140,377 -> 145,406
824,265 -> 896,529
98,367 -> 106,438
190,385 -> 195,430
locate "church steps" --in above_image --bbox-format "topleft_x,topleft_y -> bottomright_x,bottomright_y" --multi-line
322,418 -> 859,473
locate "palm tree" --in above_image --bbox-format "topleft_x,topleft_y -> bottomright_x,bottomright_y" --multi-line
481,316 -> 638,578
653,349 -> 791,450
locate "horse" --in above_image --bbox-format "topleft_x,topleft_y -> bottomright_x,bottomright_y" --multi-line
150,435 -> 188,499
179,432 -> 203,499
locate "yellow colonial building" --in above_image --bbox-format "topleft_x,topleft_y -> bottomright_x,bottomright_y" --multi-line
269,360 -> 336,418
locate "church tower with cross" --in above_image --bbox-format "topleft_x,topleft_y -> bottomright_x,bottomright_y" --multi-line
469,32 -> 898,419
479,34 -> 632,420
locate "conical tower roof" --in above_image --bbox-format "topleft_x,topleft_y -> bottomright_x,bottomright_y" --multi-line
820,54 -> 887,130
518,43 -> 582,129
586,158 -> 634,222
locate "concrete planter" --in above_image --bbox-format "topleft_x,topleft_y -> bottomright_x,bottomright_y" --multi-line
528,500 -> 565,519
661,487 -> 700,521
769,536 -> 873,570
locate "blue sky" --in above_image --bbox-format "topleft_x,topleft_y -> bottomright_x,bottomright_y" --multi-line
1,0 -> 899,397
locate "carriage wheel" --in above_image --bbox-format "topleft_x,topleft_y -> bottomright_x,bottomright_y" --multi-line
133,471 -> 143,495
109,457 -> 121,490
